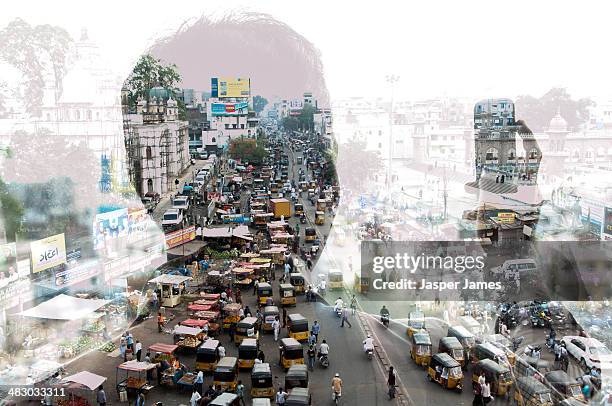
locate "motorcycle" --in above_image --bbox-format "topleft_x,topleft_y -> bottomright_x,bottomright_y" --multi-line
365,347 -> 374,360
319,353 -> 329,368
334,306 -> 343,318
511,336 -> 524,352
333,390 -> 341,404
300,215 -> 306,224
381,315 -> 390,328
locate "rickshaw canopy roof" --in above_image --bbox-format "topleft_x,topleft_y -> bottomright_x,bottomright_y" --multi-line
448,325 -> 474,338
279,283 -> 294,290
252,362 -> 272,376
281,338 -> 302,349
148,343 -> 178,354
516,376 -> 551,395
544,370 -> 572,384
288,314 -> 307,324
239,338 -> 258,348
173,325 -> 203,336
286,364 -> 308,378
409,311 -> 425,320
264,306 -> 279,314
286,387 -> 310,404
252,398 -> 272,406
432,352 -> 461,368
439,336 -> 462,349
413,333 -> 432,345
209,392 -> 239,405
258,282 -> 272,289
477,358 -> 509,374
216,357 -> 238,370
199,339 -> 220,351
328,269 -> 343,276
237,317 -> 258,327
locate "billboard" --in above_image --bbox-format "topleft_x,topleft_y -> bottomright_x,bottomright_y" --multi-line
211,77 -> 250,98
604,207 -> 612,237
165,226 -> 196,249
31,233 -> 67,273
211,102 -> 249,116
93,208 -> 129,250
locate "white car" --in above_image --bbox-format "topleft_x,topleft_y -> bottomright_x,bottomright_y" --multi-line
161,209 -> 183,227
172,196 -> 189,211
561,335 -> 612,371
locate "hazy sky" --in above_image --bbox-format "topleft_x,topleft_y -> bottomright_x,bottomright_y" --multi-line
3,1 -> 612,103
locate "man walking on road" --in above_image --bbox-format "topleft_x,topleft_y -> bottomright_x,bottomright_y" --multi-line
340,305 -> 352,328
272,316 -> 281,341
307,344 -> 316,371
135,340 -> 142,362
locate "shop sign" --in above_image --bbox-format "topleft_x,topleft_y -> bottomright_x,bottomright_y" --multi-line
498,212 -> 515,224
31,234 -> 66,273
55,261 -> 101,287
165,226 -> 196,249
0,278 -> 31,303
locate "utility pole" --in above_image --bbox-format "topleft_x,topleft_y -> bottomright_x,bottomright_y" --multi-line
385,75 -> 399,191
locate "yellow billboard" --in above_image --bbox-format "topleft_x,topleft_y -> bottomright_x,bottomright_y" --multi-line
212,77 -> 250,98
31,233 -> 67,273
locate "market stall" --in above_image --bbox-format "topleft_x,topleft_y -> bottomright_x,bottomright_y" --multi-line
173,325 -> 204,351
180,319 -> 209,329
115,361 -> 155,397
232,267 -> 255,289
148,274 -> 192,308
57,371 -> 107,406
148,343 -> 179,364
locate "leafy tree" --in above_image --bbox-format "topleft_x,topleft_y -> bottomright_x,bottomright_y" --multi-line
124,54 -> 182,108
253,95 -> 268,114
515,88 -> 594,132
336,139 -> 384,190
0,179 -> 24,242
229,138 -> 266,165
0,18 -> 72,116
281,116 -> 300,132
298,104 -> 316,131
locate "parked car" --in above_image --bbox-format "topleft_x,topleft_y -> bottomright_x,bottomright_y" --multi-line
162,209 -> 184,228
172,196 -> 190,211
561,335 -> 612,371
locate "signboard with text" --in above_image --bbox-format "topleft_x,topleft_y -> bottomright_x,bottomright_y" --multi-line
604,207 -> 612,237
31,233 -> 66,273
211,77 -> 250,98
498,212 -> 515,224
211,102 -> 249,116
165,226 -> 196,249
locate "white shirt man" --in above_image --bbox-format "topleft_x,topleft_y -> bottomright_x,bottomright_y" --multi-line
272,319 -> 281,341
363,336 -> 374,352
319,342 -> 329,355
334,298 -> 343,312
218,345 -> 226,358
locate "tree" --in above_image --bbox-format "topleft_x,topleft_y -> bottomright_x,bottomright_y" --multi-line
281,116 -> 300,132
124,54 -> 182,108
336,139 -> 384,190
515,88 -> 594,132
298,104 -> 316,131
0,18 -> 72,116
0,179 -> 24,242
229,138 -> 266,165
253,95 -> 268,114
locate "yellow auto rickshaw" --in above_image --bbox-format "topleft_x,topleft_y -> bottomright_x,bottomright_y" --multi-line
315,211 -> 325,225
263,306 -> 279,332
287,314 -> 309,342
279,338 -> 304,370
438,336 -> 466,368
251,362 -> 275,398
483,334 -> 516,366
304,228 -> 316,243
285,364 -> 309,390
513,376 -> 554,406
471,359 -> 513,397
353,274 -> 370,294
471,342 -> 510,367
196,339 -> 220,371
213,356 -> 238,392
223,303 -> 243,329
279,283 -> 296,306
427,352 -> 463,392
235,317 -> 259,345
328,269 -> 343,290
316,199 -> 327,211
410,332 -> 432,367
544,371 -> 585,404
257,282 -> 273,305
289,273 -> 305,294
238,338 -> 258,370
294,204 -> 304,216
407,311 -> 426,338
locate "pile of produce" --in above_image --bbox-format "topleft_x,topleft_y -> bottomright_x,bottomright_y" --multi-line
81,320 -> 105,333
58,336 -> 107,358
126,376 -> 145,388
98,341 -> 116,352
178,336 -> 200,348
203,247 -> 240,260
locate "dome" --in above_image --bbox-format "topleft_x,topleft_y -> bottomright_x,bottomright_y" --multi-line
148,86 -> 169,101
167,97 -> 177,107
548,108 -> 568,132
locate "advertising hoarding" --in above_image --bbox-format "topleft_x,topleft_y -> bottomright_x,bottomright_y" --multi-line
55,261 -> 100,287
93,208 -> 129,250
165,226 -> 196,249
211,102 -> 249,116
604,207 -> 612,237
31,233 -> 66,273
211,77 -> 250,98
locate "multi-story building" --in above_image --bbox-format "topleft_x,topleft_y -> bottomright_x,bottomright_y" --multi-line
123,89 -> 189,196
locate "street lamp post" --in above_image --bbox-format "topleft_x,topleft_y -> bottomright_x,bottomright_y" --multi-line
385,75 -> 400,191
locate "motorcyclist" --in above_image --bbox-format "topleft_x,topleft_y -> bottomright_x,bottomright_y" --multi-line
363,334 -> 374,353
331,373 -> 343,399
380,305 -> 390,322
334,297 -> 344,313
319,340 -> 330,360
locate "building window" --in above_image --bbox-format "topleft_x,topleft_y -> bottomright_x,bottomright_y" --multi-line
240,124 -> 245,129
485,148 -> 499,161
507,148 -> 516,161
225,124 -> 230,129
147,179 -> 153,193
211,137 -> 216,143
528,148 -> 539,160
146,146 -> 152,160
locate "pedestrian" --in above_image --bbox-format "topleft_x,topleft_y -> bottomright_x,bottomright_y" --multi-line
218,344 -> 226,358
311,320 -> 320,342
229,322 -> 236,343
282,308 -> 288,329
257,349 -> 265,363
195,370 -> 204,395
276,387 -> 287,405
482,379 -> 492,404
135,340 -> 142,362
96,386 -> 107,406
190,388 -> 201,406
387,366 -> 397,399
236,380 -> 246,405
235,289 -> 242,304
135,390 -> 145,406
340,306 -> 352,328
272,316 -> 281,342
307,344 -> 316,371
350,295 -> 357,315
244,305 -> 252,318
126,331 -> 134,351
308,331 -> 316,346
473,382 -> 484,406
157,312 -> 165,333
151,290 -> 158,310
478,371 -> 486,387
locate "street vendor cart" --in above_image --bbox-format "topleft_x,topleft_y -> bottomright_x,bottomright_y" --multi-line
223,303 -> 243,329
58,371 -> 107,406
173,325 -> 204,351
148,343 -> 179,364
115,361 -> 155,398
148,274 -> 192,308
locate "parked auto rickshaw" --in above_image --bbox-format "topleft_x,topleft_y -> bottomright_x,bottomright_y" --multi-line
196,339 -> 220,371
263,306 -> 279,332
447,325 -> 476,361
316,199 -> 327,211
471,342 -> 510,366
314,211 -> 325,225
238,338 -> 259,370
353,274 -> 370,294
213,357 -> 238,392
513,376 -> 554,406
294,204 -> 304,216
514,355 -> 553,379
471,359 -> 513,397
285,364 -> 309,390
299,182 -> 308,192
279,283 -> 296,306
235,317 -> 259,345
279,338 -> 304,370
304,228 -> 316,243
223,303 -> 243,329
544,370 -> 585,404
482,334 -> 516,366
287,314 -> 309,342
251,362 -> 275,399
285,387 -> 311,406
289,273 -> 305,294
209,392 -> 240,406
257,283 -> 273,305
427,352 -> 463,392
407,311 -> 426,338
326,269 -> 342,290
438,336 -> 466,368
410,332 -> 432,367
